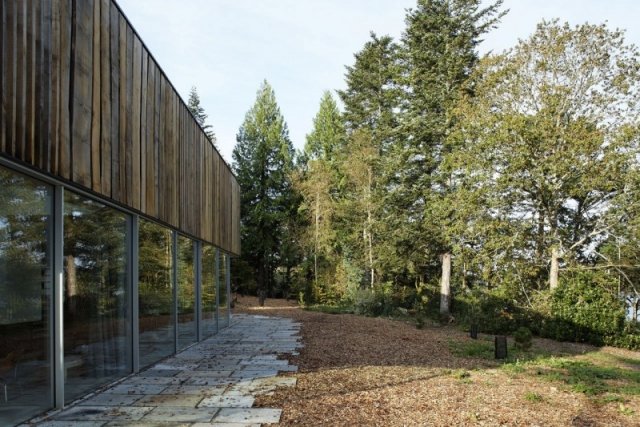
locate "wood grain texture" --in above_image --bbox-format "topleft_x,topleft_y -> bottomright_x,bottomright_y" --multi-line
0,0 -> 5,153
99,0 -> 111,195
15,0 -> 25,159
4,0 -> 16,157
131,35 -> 141,210
25,0 -> 37,165
1,0 -> 240,255
35,0 -> 49,171
58,0 -> 71,180
70,0 -> 93,188
90,0 -> 101,191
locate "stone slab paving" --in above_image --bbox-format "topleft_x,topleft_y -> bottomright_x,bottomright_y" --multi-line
27,314 -> 301,427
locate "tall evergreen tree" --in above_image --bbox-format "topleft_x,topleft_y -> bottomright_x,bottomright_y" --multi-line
187,86 -> 217,145
337,33 -> 403,288
297,92 -> 345,300
305,91 -> 345,162
339,33 -> 402,142
232,81 -> 296,300
392,0 -> 505,314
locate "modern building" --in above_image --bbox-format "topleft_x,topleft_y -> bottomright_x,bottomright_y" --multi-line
0,1 -> 241,425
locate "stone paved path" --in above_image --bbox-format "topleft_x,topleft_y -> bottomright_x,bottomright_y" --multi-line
28,314 -> 301,427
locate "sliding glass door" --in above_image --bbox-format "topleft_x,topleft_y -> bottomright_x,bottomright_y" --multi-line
63,192 -> 130,402
177,235 -> 196,349
0,166 -> 53,426
138,219 -> 175,368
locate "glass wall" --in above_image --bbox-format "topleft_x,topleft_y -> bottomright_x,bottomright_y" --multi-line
201,245 -> 217,337
177,235 -> 196,349
0,162 -> 236,425
138,219 -> 175,368
63,192 -> 129,402
0,166 -> 53,426
218,252 -> 229,329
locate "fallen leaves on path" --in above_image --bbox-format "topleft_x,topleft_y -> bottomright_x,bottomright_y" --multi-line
234,296 -> 640,426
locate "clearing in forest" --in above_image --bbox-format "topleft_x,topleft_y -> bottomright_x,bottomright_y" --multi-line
234,296 -> 640,426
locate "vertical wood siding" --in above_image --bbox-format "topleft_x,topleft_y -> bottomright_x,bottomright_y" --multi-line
0,0 -> 240,255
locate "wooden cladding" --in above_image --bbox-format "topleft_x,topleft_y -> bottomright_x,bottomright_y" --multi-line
0,0 -> 240,255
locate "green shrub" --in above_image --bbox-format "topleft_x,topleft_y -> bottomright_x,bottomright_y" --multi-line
513,326 -> 533,350
542,272 -> 626,345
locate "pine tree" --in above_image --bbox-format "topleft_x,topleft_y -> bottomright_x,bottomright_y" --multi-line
187,86 -> 217,145
297,92 -> 345,301
393,0 -> 505,314
336,33 -> 403,289
339,33 -> 402,142
232,81 -> 296,301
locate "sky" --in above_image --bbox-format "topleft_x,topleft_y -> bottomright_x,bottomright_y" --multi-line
116,0 -> 640,164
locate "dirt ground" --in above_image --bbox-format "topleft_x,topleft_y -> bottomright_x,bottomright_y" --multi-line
233,296 -> 640,427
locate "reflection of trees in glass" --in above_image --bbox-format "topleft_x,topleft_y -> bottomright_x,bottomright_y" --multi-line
0,166 -> 53,426
139,220 -> 173,320
219,252 -> 229,328
201,245 -> 217,337
0,168 -> 50,324
63,191 -> 128,402
63,193 -> 126,323
138,219 -> 174,367
177,235 -> 196,348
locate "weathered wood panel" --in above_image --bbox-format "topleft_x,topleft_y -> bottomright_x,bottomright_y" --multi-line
99,0 -> 111,196
0,0 -> 5,153
0,0 -> 240,255
71,0 -> 93,188
139,47 -> 148,212
90,0 -> 101,191
15,0 -> 25,159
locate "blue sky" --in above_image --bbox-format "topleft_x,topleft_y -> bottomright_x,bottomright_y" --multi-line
116,0 -> 640,163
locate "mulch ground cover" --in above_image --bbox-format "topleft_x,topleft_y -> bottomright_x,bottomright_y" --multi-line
233,296 -> 640,426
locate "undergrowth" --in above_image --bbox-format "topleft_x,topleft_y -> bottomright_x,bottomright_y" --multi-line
449,335 -> 640,399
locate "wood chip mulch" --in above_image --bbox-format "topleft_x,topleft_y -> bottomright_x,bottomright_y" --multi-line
233,296 -> 640,426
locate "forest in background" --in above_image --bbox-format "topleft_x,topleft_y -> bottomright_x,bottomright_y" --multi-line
226,0 -> 640,350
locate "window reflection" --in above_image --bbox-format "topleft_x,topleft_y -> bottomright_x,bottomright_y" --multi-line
63,192 -> 129,402
201,245 -> 217,337
177,235 -> 196,349
219,252 -> 229,329
0,166 -> 52,426
138,219 -> 175,368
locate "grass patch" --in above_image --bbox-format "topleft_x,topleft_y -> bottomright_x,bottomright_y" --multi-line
305,304 -> 354,315
450,369 -> 473,383
524,391 -> 544,402
528,357 -> 640,396
619,403 -> 635,416
449,339 -> 494,359
451,336 -> 640,399
448,336 -> 551,363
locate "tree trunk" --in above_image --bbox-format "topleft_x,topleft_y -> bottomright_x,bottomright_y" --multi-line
314,191 -> 319,291
462,261 -> 467,289
258,259 -> 266,306
367,166 -> 374,287
549,247 -> 560,290
440,252 -> 451,315
66,255 -> 77,297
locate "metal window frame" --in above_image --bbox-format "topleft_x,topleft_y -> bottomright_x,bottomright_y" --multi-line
172,231 -> 178,354
131,215 -> 140,373
215,248 -> 220,333
53,185 -> 64,409
195,241 -> 202,342
0,157 -> 237,412
226,253 -> 231,324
